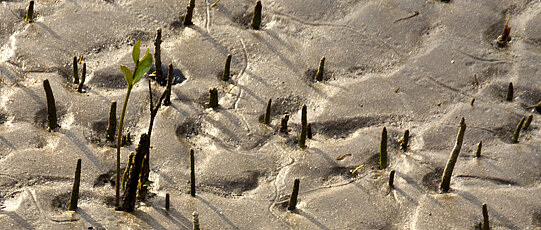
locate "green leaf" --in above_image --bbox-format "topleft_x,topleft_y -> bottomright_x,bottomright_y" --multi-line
120,65 -> 133,85
132,40 -> 141,65
133,49 -> 153,84
142,180 -> 154,187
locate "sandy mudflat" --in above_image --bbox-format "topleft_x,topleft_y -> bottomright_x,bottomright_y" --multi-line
0,0 -> 540,229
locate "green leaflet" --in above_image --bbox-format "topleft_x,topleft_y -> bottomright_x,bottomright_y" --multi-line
133,49 -> 152,84
132,40 -> 141,65
120,65 -> 133,85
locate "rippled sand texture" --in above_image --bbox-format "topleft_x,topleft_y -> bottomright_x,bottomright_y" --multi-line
0,0 -> 540,229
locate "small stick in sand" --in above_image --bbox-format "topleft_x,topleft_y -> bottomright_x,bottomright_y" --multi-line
280,114 -> 289,133
263,98 -> 271,125
222,54 -> 232,81
193,212 -> 200,230
26,1 -> 34,23
527,101 -> 541,113
315,57 -> 325,81
77,62 -> 86,93
307,123 -> 313,139
287,178 -> 300,211
482,203 -> 489,230
165,193 -> 170,210
512,116 -> 525,143
183,0 -> 196,26
43,79 -> 59,130
497,11 -> 512,47
475,141 -> 482,158
251,1 -> 262,30
190,149 -> 196,197
523,114 -> 533,130
470,98 -> 475,107
205,87 -> 219,108
389,169 -> 395,188
106,101 -> 117,141
400,129 -> 409,151
164,64 -> 173,106
298,105 -> 308,148
210,0 -> 221,7
380,127 -> 388,169
68,159 -> 82,211
440,118 -> 466,192
154,28 -> 164,84
506,82 -> 513,102
73,56 -> 79,84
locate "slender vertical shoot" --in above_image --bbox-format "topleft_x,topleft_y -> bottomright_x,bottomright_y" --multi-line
205,88 -> 219,108
251,1 -> 262,30
184,0 -> 196,26
193,212 -> 200,230
315,56 -> 325,81
280,114 -> 289,133
298,105 -> 307,148
511,116 -> 525,143
77,62 -> 86,93
190,149 -> 196,197
43,79 -> 59,130
506,82 -> 513,101
154,28 -> 163,84
106,101 -> 117,141
68,159 -> 82,211
523,114 -> 533,130
380,127 -> 388,169
222,54 -> 232,81
73,56 -> 79,84
401,129 -> 409,151
482,203 -> 489,230
287,178 -> 300,210
165,193 -> 170,210
475,141 -> 482,158
164,64 -> 173,106
440,117 -> 466,192
263,98 -> 271,125
389,169 -> 395,188
26,1 -> 34,23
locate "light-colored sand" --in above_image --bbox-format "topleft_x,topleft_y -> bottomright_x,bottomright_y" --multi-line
0,0 -> 540,229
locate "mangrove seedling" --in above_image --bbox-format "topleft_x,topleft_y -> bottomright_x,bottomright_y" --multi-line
280,114 -> 289,133
122,152 -> 135,190
121,134 -> 150,212
471,98 -> 475,107
298,104 -> 308,148
400,129 -> 409,151
523,114 -> 533,130
68,159 -> 82,211
315,56 -> 325,81
307,123 -> 313,139
26,1 -> 34,23
222,54 -> 232,81
116,40 -> 153,207
475,141 -> 482,158
251,1 -> 262,30
496,12 -> 512,47
511,116 -> 525,143
164,64 -> 173,106
106,101 -> 117,141
380,127 -> 388,169
263,98 -> 272,125
183,0 -> 195,26
205,87 -> 219,108
389,169 -> 395,189
154,28 -> 164,85
506,82 -> 513,101
165,193 -> 170,210
43,79 -> 59,130
73,56 -> 79,84
287,178 -> 300,211
440,117 -> 466,192
190,149 -> 196,197
193,212 -> 200,230
77,62 -> 86,93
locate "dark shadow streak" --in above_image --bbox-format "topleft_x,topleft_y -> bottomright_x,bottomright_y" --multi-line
132,210 -> 168,230
190,26 -> 230,56
34,22 -> 61,40
196,196 -> 239,230
297,209 -> 330,230
77,209 -> 105,230
5,211 -> 34,230
457,190 -> 519,230
0,135 -> 16,151
63,130 -> 107,173
151,206 -> 191,229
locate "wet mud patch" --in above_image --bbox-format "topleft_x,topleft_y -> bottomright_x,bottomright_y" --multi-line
313,115 -> 393,139
422,167 -> 443,192
126,30 -> 153,43
483,17 -> 507,48
533,210 -> 541,227
230,1 -> 259,29
93,170 -> 116,188
88,67 -> 127,89
199,170 -> 261,197
517,86 -> 541,110
175,119 -> 201,139
0,113 -> 7,124
303,68 -> 333,82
